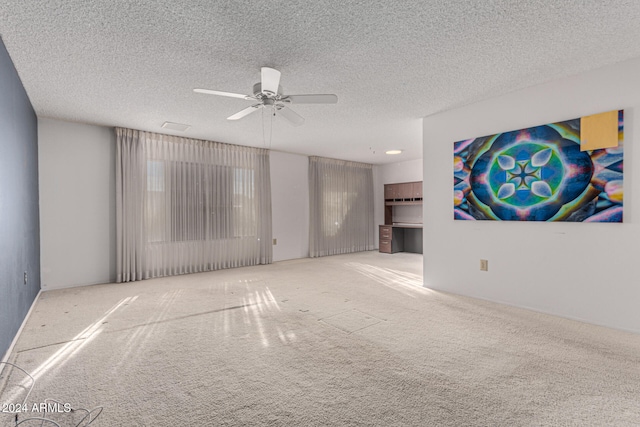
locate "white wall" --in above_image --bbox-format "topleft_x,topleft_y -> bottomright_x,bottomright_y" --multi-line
37,120 -> 398,285
270,151 -> 309,261
380,158 -> 423,184
37,124 -> 315,281
423,57 -> 640,333
38,118 -> 116,289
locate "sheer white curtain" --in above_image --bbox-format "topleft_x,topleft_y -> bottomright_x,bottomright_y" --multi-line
116,128 -> 272,282
309,156 -> 374,257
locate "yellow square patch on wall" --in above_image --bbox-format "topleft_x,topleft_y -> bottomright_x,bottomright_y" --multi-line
580,110 -> 619,151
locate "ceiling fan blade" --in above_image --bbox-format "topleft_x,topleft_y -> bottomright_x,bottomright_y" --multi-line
283,94 -> 338,104
261,67 -> 281,95
227,104 -> 262,120
194,88 -> 254,100
277,106 -> 305,126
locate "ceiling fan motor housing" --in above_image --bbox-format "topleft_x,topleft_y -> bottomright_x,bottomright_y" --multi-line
253,82 -> 283,97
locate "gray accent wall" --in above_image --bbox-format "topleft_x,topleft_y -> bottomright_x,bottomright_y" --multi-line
0,37 -> 40,358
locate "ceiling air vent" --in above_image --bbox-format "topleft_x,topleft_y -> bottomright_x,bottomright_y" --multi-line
161,121 -> 190,132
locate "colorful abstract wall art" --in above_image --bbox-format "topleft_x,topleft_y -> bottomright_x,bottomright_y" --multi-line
454,111 -> 623,222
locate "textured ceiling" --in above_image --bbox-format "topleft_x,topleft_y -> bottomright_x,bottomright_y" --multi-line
2,1 -> 640,164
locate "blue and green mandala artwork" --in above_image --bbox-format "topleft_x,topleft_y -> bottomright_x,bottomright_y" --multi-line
454,111 -> 623,222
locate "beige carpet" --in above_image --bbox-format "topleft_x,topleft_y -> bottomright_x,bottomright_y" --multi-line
2,251 -> 640,426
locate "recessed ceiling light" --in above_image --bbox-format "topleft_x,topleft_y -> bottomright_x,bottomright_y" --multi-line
385,150 -> 403,155
162,121 -> 191,132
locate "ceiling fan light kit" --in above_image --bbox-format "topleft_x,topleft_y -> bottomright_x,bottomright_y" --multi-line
194,67 -> 337,127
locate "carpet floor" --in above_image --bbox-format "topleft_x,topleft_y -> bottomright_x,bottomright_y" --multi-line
2,251 -> 640,426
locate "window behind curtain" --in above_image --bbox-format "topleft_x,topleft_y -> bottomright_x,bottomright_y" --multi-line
116,128 -> 272,282
146,160 -> 235,242
309,156 -> 375,257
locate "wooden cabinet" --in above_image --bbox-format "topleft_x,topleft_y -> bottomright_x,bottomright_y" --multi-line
379,225 -> 395,253
384,184 -> 398,200
411,181 -> 422,198
399,183 -> 413,199
384,181 -> 422,202
379,225 -> 392,253
379,225 -> 422,254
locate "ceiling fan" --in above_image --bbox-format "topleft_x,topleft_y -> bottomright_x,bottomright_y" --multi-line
194,67 -> 338,126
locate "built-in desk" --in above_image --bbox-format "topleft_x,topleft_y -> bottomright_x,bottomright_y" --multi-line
379,224 -> 423,254
381,181 -> 423,254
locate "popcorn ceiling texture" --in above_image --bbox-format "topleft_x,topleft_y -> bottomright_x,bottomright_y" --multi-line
2,1 -> 640,163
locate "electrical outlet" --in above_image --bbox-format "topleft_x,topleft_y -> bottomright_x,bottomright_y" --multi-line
480,259 -> 488,271
24,271 -> 28,285
273,238 -> 277,245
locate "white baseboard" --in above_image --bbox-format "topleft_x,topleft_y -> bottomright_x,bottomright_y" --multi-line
1,290 -> 42,364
